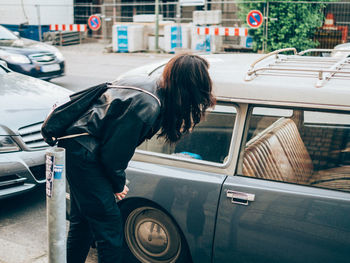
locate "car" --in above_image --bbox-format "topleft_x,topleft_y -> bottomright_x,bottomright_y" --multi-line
0,25 -> 65,80
0,62 -> 70,199
75,47 -> 349,263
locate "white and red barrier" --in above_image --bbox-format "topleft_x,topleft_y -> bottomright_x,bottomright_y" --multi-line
196,27 -> 248,37
49,24 -> 87,32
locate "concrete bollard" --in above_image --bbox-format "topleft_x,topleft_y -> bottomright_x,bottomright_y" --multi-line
46,147 -> 66,263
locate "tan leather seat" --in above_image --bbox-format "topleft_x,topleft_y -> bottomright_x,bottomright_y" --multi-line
242,118 -> 349,191
243,126 -> 298,183
309,166 -> 350,191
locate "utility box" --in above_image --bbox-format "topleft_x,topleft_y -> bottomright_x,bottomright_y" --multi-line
143,21 -> 174,50
112,24 -> 144,52
193,10 -> 222,25
163,24 -> 191,53
148,36 -> 165,51
191,26 -> 222,52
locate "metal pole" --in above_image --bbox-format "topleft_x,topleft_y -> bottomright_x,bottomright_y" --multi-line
102,4 -> 107,40
265,1 -> 269,53
46,147 -> 66,263
176,2 -> 181,49
113,0 -> 117,24
262,5 -> 266,53
155,0 -> 160,52
35,5 -> 42,42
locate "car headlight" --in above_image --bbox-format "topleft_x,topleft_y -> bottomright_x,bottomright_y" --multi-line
1,53 -> 30,64
54,50 -> 64,61
0,136 -> 20,153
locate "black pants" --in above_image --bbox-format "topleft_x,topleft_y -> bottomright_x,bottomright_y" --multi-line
59,139 -> 123,263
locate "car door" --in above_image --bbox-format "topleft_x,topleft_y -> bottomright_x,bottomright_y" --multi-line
130,102 -> 239,263
213,105 -> 350,263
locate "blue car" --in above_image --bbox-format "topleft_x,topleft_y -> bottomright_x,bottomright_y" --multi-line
68,49 -> 350,263
0,25 -> 65,80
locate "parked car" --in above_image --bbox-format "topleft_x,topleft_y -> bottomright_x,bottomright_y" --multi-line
70,48 -> 349,263
0,62 -> 70,199
0,25 -> 65,80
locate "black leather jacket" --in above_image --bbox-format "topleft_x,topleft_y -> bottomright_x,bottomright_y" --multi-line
65,75 -> 163,193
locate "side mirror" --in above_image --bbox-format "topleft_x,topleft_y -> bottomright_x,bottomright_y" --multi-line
13,31 -> 20,37
0,60 -> 8,68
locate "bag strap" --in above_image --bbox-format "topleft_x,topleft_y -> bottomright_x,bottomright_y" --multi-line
107,84 -> 162,107
58,132 -> 89,141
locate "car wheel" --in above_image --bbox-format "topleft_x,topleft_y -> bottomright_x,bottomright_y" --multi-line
124,206 -> 187,263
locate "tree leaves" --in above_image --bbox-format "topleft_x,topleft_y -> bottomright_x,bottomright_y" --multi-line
238,0 -> 332,52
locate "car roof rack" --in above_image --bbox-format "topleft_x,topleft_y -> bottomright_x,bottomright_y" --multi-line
245,47 -> 350,88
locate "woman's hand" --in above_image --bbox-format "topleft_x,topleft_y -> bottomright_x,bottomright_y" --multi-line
115,185 -> 129,200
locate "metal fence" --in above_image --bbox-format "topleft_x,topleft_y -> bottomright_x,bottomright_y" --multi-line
1,1 -> 350,52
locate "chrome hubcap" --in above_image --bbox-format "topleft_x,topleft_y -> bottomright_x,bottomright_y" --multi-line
135,220 -> 169,257
125,207 -> 182,263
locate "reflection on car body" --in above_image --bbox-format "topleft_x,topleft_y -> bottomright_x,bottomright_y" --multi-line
0,63 -> 70,199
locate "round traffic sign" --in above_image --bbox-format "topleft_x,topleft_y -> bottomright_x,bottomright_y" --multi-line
88,15 -> 102,31
246,10 -> 264,28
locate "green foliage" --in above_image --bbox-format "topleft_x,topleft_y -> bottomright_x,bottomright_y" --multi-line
238,0 -> 332,52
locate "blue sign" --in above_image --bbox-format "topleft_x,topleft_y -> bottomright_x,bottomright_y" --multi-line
246,36 -> 253,48
117,26 -> 128,52
170,26 -> 182,51
53,165 -> 64,179
195,35 -> 211,52
88,15 -> 102,31
246,10 -> 263,28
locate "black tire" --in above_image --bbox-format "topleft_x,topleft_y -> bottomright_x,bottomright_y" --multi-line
122,205 -> 189,263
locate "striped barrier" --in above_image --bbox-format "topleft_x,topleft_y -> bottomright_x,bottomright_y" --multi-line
196,27 -> 248,37
49,24 -> 87,32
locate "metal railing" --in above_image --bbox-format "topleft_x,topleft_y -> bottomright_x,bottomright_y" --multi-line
0,1 -> 349,53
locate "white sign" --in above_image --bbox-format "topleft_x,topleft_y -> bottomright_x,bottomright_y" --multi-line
180,0 -> 205,6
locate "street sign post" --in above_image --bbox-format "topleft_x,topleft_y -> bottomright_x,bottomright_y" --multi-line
246,10 -> 264,28
88,15 -> 102,31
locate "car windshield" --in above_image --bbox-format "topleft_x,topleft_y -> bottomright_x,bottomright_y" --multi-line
0,26 -> 18,40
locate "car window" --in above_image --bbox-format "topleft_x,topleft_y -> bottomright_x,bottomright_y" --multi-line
238,106 -> 350,193
304,111 -> 350,125
247,107 -> 293,142
0,26 -> 18,40
137,104 -> 237,164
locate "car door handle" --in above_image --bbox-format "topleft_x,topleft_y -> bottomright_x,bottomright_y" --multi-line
226,190 -> 255,206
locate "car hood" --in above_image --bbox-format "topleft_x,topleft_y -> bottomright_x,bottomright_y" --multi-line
0,72 -> 71,135
0,38 -> 58,55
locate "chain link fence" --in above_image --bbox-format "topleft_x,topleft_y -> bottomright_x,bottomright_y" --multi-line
0,1 -> 349,52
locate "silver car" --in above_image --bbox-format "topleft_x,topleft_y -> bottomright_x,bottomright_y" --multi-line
106,49 -> 350,263
0,62 -> 70,199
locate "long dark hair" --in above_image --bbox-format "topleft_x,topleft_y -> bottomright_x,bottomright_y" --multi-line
158,53 -> 216,143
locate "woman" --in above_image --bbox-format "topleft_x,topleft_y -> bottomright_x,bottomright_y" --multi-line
58,53 -> 215,263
